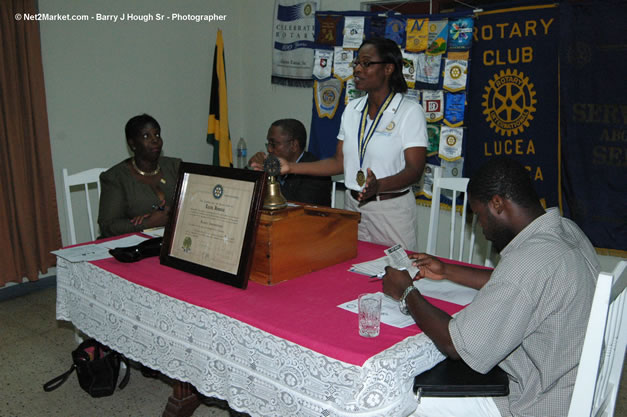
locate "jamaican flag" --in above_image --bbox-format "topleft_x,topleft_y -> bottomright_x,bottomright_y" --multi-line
207,29 -> 233,167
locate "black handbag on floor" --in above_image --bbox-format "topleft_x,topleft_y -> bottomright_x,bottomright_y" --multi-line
43,339 -> 130,397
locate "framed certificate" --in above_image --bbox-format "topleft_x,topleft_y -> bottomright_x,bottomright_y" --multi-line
160,162 -> 266,289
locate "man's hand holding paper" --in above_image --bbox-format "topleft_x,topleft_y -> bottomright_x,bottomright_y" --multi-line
384,244 -> 419,278
410,253 -> 447,281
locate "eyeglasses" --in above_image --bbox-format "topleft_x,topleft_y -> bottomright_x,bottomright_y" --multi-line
265,138 -> 294,150
350,60 -> 389,69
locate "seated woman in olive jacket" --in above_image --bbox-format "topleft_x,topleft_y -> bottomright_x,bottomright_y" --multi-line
98,114 -> 181,238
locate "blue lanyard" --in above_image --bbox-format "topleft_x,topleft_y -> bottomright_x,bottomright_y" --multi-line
357,92 -> 395,168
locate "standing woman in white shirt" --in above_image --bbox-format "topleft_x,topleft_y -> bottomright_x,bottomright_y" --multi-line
280,38 -> 427,250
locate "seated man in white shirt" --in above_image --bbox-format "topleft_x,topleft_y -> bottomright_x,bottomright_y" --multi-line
383,157 -> 600,417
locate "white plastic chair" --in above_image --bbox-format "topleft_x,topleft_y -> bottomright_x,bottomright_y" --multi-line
426,166 -> 469,262
469,214 -> 495,267
331,178 -> 345,209
62,167 -> 107,244
568,260 -> 627,417
425,166 -> 494,266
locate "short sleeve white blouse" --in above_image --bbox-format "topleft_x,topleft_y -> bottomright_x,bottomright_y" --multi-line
338,93 -> 428,191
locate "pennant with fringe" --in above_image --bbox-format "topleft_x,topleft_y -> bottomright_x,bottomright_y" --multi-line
272,0 -> 319,87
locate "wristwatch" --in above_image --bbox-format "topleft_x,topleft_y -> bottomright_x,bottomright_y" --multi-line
399,285 -> 418,315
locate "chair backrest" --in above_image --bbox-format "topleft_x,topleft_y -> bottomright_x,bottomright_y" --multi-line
62,167 -> 107,245
426,166 -> 469,262
469,214 -> 495,267
568,260 -> 627,417
331,178 -> 345,209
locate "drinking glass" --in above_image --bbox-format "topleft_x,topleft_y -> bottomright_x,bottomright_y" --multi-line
358,293 -> 382,337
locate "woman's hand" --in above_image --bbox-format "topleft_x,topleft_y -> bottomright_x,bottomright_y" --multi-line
130,214 -> 150,226
129,204 -> 171,229
410,253 -> 447,280
358,168 -> 379,201
145,208 -> 170,228
277,156 -> 291,175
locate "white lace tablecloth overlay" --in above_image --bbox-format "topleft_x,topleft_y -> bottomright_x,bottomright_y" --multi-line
56,258 -> 445,417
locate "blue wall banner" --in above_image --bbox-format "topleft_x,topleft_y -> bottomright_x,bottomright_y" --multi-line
309,79 -> 345,159
559,0 -> 627,254
466,4 -> 559,208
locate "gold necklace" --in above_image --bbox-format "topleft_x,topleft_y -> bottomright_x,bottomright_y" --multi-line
131,158 -> 161,176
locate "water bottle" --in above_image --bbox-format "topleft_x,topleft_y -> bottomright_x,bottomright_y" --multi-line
236,137 -> 247,169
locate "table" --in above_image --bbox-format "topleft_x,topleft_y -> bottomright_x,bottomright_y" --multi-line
55,240 -> 468,417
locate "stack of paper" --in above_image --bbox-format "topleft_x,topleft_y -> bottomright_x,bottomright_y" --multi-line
349,255 -> 390,277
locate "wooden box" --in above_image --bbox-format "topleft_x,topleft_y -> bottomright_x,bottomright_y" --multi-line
249,204 -> 360,285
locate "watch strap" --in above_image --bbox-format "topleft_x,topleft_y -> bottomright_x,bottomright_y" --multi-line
399,285 -> 418,315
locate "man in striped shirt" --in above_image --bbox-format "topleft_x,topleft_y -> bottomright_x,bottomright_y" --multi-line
383,157 -> 600,417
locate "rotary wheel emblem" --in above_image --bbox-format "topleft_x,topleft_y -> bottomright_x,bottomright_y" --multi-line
213,184 -> 224,199
263,155 -> 282,177
482,69 -> 537,137
449,65 -> 462,79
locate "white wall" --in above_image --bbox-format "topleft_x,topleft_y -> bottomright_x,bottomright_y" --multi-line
235,0 -> 364,156
39,0 -> 363,244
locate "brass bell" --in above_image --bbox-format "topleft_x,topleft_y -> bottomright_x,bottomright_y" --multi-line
263,175 -> 287,210
262,154 -> 287,210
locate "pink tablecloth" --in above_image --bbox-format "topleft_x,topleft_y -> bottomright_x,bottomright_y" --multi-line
91,240 -> 468,366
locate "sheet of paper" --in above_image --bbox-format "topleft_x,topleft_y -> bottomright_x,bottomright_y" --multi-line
51,244 -> 112,262
142,227 -> 165,237
338,292 -> 416,328
416,278 -> 477,306
51,235 -> 150,262
168,172 -> 254,275
338,279 -> 477,328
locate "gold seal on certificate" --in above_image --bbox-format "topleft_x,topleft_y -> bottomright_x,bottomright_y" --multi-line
356,169 -> 366,187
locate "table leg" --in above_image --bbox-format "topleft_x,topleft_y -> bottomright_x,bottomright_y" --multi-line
162,381 -> 201,417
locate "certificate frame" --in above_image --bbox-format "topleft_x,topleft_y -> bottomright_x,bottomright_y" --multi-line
160,162 -> 266,289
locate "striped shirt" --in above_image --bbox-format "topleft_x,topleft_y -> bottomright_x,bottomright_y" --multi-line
449,208 -> 600,417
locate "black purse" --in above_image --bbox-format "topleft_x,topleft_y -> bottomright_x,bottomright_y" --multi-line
43,339 -> 130,397
109,237 -> 163,263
